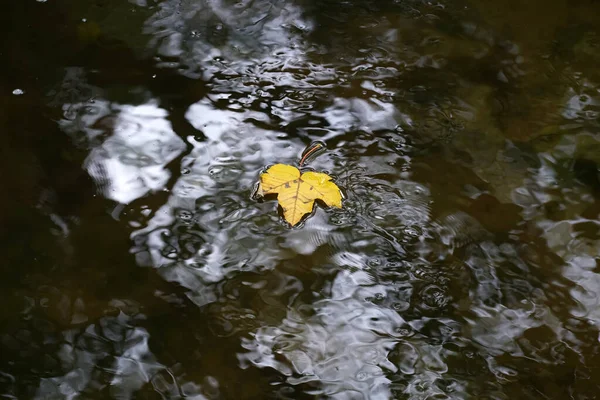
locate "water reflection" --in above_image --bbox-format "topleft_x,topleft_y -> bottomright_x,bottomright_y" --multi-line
6,0 -> 600,398
131,100 -> 301,304
144,0 -> 312,79
35,311 -> 163,399
61,98 -> 185,204
239,265 -> 402,399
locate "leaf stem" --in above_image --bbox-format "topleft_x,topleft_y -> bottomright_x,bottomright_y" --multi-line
299,142 -> 324,167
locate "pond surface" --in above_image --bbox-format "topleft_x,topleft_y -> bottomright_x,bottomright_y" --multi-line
2,0 -> 600,398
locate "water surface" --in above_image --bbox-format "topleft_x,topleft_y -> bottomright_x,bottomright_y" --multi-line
2,0 -> 600,398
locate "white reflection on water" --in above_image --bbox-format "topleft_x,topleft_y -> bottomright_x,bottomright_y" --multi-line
144,0 -> 312,80
517,141 -> 600,325
33,308 -> 206,400
130,100 -> 298,298
60,100 -> 185,204
239,263 -> 402,400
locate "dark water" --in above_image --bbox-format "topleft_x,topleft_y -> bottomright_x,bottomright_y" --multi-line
2,0 -> 600,398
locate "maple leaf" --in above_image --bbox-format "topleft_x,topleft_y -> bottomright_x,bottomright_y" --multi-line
257,163 -> 342,226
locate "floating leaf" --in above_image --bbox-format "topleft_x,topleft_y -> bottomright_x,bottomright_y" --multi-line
257,163 -> 342,226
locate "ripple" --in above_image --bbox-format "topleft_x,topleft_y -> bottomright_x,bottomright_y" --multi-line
432,211 -> 489,251
239,290 -> 403,398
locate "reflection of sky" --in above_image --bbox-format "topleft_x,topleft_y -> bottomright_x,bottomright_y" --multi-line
34,306 -> 209,400
60,100 -> 185,204
130,101 -> 301,289
144,0 -> 313,80
240,262 -> 402,400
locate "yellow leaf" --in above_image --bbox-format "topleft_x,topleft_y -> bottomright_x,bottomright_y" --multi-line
258,163 -> 342,226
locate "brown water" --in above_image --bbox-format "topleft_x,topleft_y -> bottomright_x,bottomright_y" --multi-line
2,0 -> 600,398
